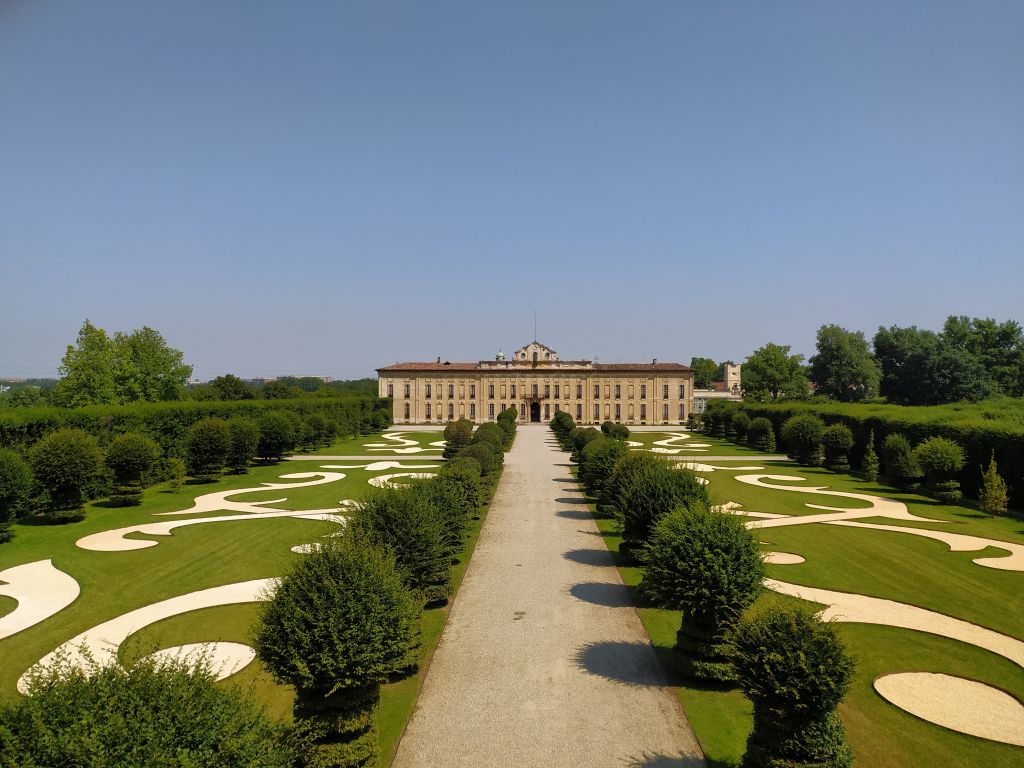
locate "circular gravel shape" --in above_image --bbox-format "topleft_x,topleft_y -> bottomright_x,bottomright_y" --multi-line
764,552 -> 805,565
874,672 -> 1024,746
145,642 -> 257,681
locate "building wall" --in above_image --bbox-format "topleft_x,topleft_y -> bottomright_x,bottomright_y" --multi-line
379,369 -> 694,425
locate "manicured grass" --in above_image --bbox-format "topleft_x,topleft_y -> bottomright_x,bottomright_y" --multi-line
0,434 -> 501,768
626,431 -> 768,457
301,430 -> 445,456
573,453 -> 1024,767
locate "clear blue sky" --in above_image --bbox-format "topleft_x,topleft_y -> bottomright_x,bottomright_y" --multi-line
2,1 -> 1021,380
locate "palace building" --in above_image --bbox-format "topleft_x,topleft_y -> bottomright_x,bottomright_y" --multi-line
377,341 -> 694,426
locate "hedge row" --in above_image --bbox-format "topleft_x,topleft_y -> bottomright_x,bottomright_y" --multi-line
0,395 -> 391,456
716,399 -> 1024,506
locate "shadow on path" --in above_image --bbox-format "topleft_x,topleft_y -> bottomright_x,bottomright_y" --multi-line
563,548 -> 616,566
620,751 -> 707,768
555,508 -> 593,520
573,640 -> 669,687
570,582 -> 637,608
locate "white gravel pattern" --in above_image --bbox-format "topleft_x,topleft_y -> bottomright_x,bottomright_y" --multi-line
0,560 -> 81,639
392,426 -> 703,767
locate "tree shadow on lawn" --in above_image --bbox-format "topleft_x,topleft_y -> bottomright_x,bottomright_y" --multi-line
573,640 -> 671,687
563,548 -> 617,566
570,581 -> 636,608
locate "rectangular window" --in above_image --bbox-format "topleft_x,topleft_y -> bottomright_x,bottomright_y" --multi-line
448,384 -> 454,399
511,384 -> 517,398
500,403 -> 505,414
640,404 -> 647,421
679,384 -> 685,398
640,384 -> 647,399
387,383 -> 393,398
404,402 -> 410,419
593,403 -> 600,420
615,403 -> 621,420
459,385 -> 465,399
544,384 -> 550,397
604,404 -> 610,420
448,403 -> 454,420
470,403 -> 476,418
663,384 -> 669,399
544,404 -> 550,420
576,384 -> 582,399
679,403 -> 685,419
576,403 -> 582,419
593,384 -> 599,398
554,384 -> 560,399
520,402 -> 527,419
488,384 -> 494,399
403,383 -> 410,398
604,384 -> 610,398
554,404 -> 560,413
426,403 -> 432,419
470,384 -> 476,399
663,403 -> 669,420
533,383 -> 539,397
425,383 -> 432,399
615,384 -> 621,399
488,403 -> 494,418
501,384 -> 507,398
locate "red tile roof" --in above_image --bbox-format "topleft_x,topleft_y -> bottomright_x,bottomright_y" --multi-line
377,361 -> 692,373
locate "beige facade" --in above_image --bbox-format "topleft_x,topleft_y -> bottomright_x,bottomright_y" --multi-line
377,341 -> 694,426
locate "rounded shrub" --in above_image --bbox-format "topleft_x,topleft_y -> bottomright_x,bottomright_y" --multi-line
0,448 -> 32,542
350,487 -> 452,605
732,607 -> 855,768
105,432 -> 161,506
256,412 -> 295,461
609,422 -> 630,440
456,442 -> 496,476
578,436 -> 628,499
641,503 -> 765,683
601,420 -> 615,437
185,418 -> 231,481
732,412 -> 751,444
226,417 -> 260,474
881,432 -> 921,489
442,418 -> 474,459
253,534 -> 420,768
4,654 -> 294,767
550,411 -> 576,447
821,424 -> 854,472
472,423 -> 506,465
747,418 -> 776,453
29,428 -> 105,521
913,436 -> 965,503
702,411 -> 717,436
409,473 -> 475,559
781,414 -> 825,466
569,427 -> 601,463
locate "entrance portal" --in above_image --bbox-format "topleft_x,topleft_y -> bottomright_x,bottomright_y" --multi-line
530,401 -> 541,423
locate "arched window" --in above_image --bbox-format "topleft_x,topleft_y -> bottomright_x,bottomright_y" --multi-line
533,351 -> 538,363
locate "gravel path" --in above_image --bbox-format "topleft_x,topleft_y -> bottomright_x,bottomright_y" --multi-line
392,426 -> 704,768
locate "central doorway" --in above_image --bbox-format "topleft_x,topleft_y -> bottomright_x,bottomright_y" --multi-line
530,401 -> 541,422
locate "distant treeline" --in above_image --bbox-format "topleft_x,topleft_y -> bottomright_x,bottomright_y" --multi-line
710,398 -> 1024,506
0,395 -> 391,456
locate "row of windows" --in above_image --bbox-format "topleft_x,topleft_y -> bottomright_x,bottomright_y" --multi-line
389,382 -> 687,400
402,401 -> 687,421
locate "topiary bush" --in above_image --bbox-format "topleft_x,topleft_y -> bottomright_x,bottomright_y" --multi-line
978,451 -> 1009,516
226,417 -> 260,474
821,424 -> 854,472
185,418 -> 231,481
253,534 -> 420,768
747,417 -> 776,453
2,652 -> 294,767
732,607 -> 855,768
350,487 -> 452,606
496,408 -> 517,447
732,412 -> 751,444
781,414 -> 825,466
29,428 -> 105,521
609,422 -> 630,440
913,436 -> 966,503
550,411 -> 576,447
409,473 -> 476,560
860,429 -> 880,481
442,418 -> 474,459
569,427 -> 601,463
0,448 -> 32,542
105,431 -> 161,506
472,423 -> 506,467
456,442 -> 496,476
881,432 -> 921,489
578,436 -> 628,499
701,411 -> 717,436
641,503 -> 765,683
256,412 -> 295,462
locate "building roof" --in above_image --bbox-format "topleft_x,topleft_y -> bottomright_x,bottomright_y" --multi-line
377,361 -> 692,373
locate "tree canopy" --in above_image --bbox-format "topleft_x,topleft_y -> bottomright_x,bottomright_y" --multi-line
807,325 -> 880,401
689,357 -> 719,389
742,343 -> 808,401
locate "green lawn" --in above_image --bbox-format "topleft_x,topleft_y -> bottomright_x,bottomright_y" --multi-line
300,430 -> 445,456
625,431 -> 767,457
0,444 -> 499,767
575,453 -> 1024,767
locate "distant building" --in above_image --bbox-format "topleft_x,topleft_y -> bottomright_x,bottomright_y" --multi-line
693,363 -> 742,413
377,341 -> 694,425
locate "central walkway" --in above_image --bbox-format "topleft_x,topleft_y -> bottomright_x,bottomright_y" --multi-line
392,427 -> 704,768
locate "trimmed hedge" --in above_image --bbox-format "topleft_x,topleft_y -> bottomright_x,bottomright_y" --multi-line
0,395 -> 389,457
725,399 -> 1024,506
